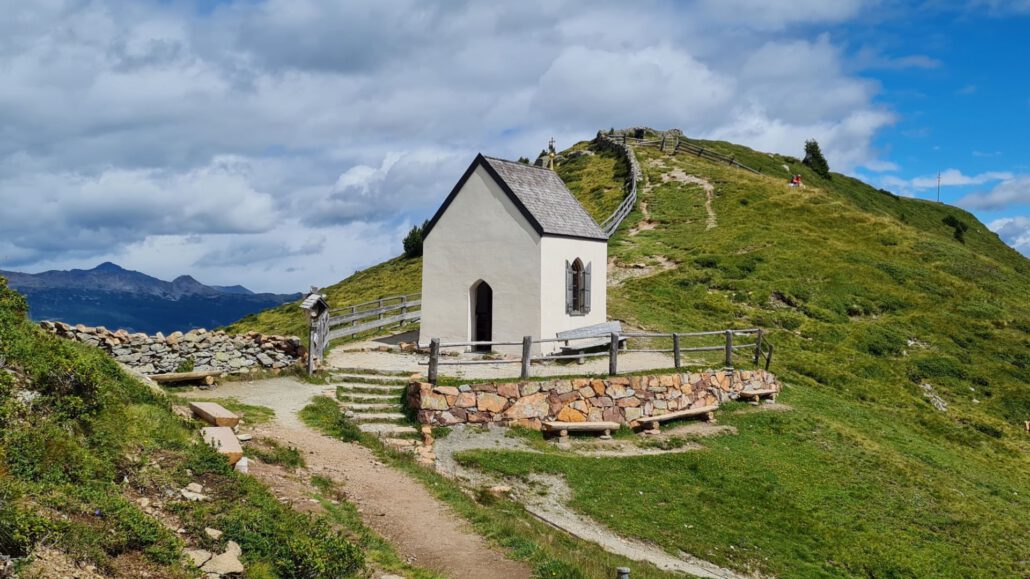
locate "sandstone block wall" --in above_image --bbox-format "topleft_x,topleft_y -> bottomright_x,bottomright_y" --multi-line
40,321 -> 303,375
409,369 -> 780,429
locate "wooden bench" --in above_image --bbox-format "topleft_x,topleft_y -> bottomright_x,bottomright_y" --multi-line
151,370 -> 220,386
632,404 -> 719,434
543,421 -> 621,441
737,388 -> 778,404
556,321 -> 627,361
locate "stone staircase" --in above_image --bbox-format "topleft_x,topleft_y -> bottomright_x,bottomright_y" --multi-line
332,371 -> 418,439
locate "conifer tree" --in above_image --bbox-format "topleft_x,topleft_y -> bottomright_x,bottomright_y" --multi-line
803,139 -> 831,179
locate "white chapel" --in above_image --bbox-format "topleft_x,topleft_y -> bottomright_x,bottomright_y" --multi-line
419,154 -> 608,354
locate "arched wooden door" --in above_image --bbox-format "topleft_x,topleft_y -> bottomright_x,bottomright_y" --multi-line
472,281 -> 493,351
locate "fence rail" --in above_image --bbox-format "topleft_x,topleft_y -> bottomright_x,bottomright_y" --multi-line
597,133 -> 642,238
303,291 -> 422,373
422,328 -> 773,384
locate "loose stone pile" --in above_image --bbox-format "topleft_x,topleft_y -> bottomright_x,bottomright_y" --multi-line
40,321 -> 302,375
410,369 -> 780,429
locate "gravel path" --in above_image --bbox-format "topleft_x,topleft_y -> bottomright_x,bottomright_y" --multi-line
328,345 -> 685,382
182,378 -> 530,579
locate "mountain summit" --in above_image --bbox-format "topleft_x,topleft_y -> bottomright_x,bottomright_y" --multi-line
0,263 -> 299,334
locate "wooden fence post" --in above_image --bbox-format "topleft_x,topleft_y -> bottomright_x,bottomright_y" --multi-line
521,336 -> 532,379
428,338 -> 440,385
764,342 -> 774,371
400,296 -> 408,329
673,333 -> 681,369
753,329 -> 764,365
378,298 -> 385,321
609,332 -> 620,376
724,330 -> 733,368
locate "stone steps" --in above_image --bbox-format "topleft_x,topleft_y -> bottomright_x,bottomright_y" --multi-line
336,383 -> 407,396
341,402 -> 397,411
358,423 -> 419,436
337,392 -> 401,403
330,373 -> 409,385
348,412 -> 408,422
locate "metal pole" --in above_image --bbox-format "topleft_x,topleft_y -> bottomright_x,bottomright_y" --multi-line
724,329 -> 733,368
673,333 -> 681,369
428,338 -> 440,385
520,335 -> 532,380
609,332 -> 619,376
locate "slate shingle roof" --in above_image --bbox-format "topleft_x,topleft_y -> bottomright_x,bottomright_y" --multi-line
479,156 -> 607,241
423,154 -> 608,241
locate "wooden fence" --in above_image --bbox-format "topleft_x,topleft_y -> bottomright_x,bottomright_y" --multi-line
423,328 -> 773,385
597,134 -> 642,238
303,292 -> 421,373
606,132 -> 763,175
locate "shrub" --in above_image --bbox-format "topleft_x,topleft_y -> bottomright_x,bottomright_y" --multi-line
175,356 -> 195,373
802,139 -> 831,179
942,215 -> 969,243
402,219 -> 429,258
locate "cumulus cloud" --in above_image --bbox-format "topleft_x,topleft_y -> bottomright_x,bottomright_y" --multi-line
989,216 -> 1030,255
911,169 -> 1014,189
958,176 -> 1030,210
0,0 -> 912,290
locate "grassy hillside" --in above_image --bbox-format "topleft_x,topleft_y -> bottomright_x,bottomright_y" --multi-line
224,256 -> 422,342
0,277 -> 365,576
224,131 -> 1029,575
459,133 -> 1030,577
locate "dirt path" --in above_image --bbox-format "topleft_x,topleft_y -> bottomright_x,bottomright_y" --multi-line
433,425 -> 747,578
608,255 -> 678,287
670,171 -> 717,230
182,378 -> 530,579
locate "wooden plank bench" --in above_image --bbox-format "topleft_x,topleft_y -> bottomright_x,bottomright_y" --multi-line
556,321 -> 627,361
737,388 -> 778,404
151,370 -> 220,386
200,426 -> 243,465
189,402 -> 241,428
543,421 -> 621,441
632,404 -> 719,434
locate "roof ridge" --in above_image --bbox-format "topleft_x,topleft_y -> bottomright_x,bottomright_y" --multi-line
481,155 -> 556,172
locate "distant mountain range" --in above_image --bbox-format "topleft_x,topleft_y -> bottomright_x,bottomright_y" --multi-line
0,262 -> 300,334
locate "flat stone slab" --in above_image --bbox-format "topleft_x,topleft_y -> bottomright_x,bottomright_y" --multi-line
737,388 -> 777,398
200,426 -> 244,465
189,402 -> 240,427
543,421 -> 621,433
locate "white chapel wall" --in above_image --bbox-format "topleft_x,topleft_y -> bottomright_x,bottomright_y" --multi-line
420,165 -> 542,354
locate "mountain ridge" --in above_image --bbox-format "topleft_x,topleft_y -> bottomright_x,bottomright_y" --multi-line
0,262 -> 300,334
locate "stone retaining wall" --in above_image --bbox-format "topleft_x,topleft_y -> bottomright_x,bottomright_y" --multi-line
409,369 -> 780,429
40,321 -> 303,375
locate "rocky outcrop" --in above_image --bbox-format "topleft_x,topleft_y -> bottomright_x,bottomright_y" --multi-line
409,369 -> 780,429
40,321 -> 302,375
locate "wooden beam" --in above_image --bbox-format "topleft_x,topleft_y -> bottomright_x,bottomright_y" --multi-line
150,370 -> 220,385
189,402 -> 240,427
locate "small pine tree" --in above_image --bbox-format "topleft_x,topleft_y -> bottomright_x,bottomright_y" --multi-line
517,156 -> 530,164
402,219 -> 430,258
803,139 -> 831,179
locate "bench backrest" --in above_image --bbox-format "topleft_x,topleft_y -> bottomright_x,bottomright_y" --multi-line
556,320 -> 623,340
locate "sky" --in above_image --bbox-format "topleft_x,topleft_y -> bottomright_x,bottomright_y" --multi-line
0,0 -> 1027,293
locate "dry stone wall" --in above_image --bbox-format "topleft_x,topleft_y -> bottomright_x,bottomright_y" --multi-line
40,321 -> 303,375
409,369 -> 780,429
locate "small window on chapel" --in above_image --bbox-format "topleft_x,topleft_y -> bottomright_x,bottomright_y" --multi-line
565,259 -> 591,316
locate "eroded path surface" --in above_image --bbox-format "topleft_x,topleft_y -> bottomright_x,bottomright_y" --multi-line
433,425 -> 748,578
182,378 -> 530,579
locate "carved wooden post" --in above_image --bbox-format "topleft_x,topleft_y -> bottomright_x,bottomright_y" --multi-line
609,332 -> 620,376
724,330 -> 733,368
673,333 -> 681,369
753,329 -> 764,365
520,335 -> 532,380
428,338 -> 440,385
